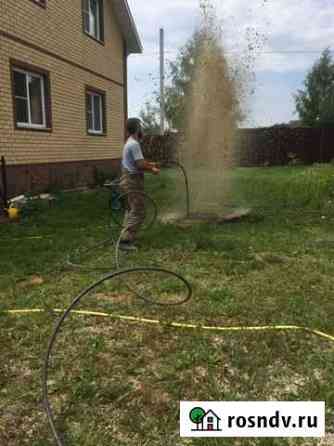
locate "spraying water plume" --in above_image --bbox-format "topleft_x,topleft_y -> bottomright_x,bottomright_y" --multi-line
178,1 -> 242,216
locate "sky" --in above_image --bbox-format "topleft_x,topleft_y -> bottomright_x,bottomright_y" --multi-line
126,0 -> 334,128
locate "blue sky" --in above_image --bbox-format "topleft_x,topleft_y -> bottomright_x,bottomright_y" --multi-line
126,0 -> 334,127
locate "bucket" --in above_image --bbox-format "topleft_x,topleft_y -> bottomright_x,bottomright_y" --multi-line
7,207 -> 20,221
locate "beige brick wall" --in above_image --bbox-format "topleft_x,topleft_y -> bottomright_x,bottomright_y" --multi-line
0,0 -> 126,166
0,0 -> 125,83
0,38 -> 124,164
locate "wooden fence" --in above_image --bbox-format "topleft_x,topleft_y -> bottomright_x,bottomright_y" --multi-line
142,128 -> 334,167
4,128 -> 334,198
235,127 -> 334,166
142,134 -> 178,165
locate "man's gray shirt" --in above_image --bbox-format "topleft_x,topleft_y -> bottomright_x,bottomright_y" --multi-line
122,137 -> 144,174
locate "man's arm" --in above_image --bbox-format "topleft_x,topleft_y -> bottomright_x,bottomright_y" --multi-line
135,159 -> 160,175
131,142 -> 160,175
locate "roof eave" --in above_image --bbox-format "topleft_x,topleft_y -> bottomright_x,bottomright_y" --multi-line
111,0 -> 143,55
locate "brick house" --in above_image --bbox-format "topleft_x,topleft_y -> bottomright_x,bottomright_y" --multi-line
0,0 -> 142,196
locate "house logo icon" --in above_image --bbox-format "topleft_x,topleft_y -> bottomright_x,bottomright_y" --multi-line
189,407 -> 222,432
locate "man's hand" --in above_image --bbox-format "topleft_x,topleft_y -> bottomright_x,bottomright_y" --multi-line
145,161 -> 160,174
135,160 -> 161,174
150,162 -> 160,175
151,166 -> 161,175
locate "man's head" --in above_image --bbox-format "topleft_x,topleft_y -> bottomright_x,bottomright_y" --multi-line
127,118 -> 143,140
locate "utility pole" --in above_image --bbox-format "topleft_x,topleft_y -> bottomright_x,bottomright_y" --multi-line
160,28 -> 165,135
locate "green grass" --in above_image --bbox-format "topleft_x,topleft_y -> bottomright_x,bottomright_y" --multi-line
232,164 -> 334,210
1,165 -> 334,445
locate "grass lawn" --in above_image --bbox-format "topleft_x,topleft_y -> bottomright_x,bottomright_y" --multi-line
1,165 -> 334,446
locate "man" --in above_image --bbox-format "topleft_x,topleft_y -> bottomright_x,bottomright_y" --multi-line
119,118 -> 160,251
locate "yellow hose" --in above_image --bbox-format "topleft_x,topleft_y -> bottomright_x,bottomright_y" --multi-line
5,309 -> 334,344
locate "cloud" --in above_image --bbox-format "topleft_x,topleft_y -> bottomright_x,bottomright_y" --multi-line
245,72 -> 303,127
127,0 -> 334,126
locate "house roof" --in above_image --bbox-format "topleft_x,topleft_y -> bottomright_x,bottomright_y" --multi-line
204,410 -> 221,421
111,0 -> 143,54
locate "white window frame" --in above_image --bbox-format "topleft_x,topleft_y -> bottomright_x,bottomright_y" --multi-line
84,0 -> 102,41
13,67 -> 47,129
87,90 -> 104,135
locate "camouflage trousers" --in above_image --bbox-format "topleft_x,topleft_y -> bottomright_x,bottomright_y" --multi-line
119,170 -> 145,242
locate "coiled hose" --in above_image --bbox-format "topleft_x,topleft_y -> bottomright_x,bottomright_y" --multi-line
43,162 -> 192,446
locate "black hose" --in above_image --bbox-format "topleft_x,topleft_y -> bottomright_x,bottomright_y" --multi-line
110,190 -> 158,230
38,159 -> 333,444
43,163 -> 193,445
108,162 -> 191,224
42,268 -> 192,446
168,161 -> 191,217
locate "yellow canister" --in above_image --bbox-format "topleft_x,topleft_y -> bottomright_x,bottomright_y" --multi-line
7,207 -> 20,221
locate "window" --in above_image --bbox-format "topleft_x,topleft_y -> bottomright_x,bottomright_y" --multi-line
11,63 -> 52,130
83,0 -> 104,42
86,88 -> 106,135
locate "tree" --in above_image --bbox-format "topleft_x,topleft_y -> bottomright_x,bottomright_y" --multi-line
295,49 -> 334,127
164,31 -> 204,130
139,32 -> 204,133
163,30 -> 243,131
189,407 -> 206,425
139,3 -> 243,132
139,101 -> 160,135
